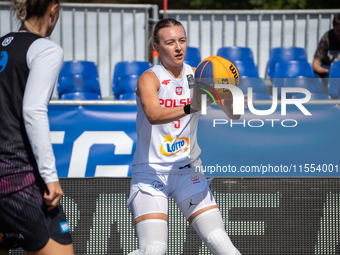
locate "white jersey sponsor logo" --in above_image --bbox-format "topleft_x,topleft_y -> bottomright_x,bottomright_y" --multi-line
2,37 -> 14,47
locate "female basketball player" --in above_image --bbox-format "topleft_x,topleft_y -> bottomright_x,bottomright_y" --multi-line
0,0 -> 73,255
127,18 -> 241,255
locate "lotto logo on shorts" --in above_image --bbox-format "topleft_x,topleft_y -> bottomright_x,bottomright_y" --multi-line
59,222 -> 70,233
150,180 -> 165,191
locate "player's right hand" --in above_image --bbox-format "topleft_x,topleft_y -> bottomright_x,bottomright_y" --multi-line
43,181 -> 64,211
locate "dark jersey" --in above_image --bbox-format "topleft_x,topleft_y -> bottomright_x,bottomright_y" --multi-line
0,32 -> 42,196
0,32 -> 62,197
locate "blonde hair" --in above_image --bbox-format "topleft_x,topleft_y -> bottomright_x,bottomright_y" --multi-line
152,18 -> 185,45
13,0 -> 59,35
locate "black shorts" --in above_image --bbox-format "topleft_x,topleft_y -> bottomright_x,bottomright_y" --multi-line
0,185 -> 72,251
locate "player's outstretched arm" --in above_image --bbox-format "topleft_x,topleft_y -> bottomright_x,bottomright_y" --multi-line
137,70 -> 188,125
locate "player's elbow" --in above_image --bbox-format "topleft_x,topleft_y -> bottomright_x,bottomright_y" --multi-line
147,115 -> 160,125
22,106 -> 35,124
22,106 -> 46,128
144,109 -> 163,125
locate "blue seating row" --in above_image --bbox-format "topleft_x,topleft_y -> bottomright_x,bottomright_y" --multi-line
58,61 -> 102,100
57,60 -> 152,100
58,47 -> 340,100
209,46 -> 339,99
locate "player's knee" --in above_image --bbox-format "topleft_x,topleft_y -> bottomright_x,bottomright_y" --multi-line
207,229 -> 240,255
144,241 -> 167,255
129,242 -> 167,255
129,241 -> 167,255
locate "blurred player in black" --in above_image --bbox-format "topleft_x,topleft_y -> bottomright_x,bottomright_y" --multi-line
0,0 -> 73,254
312,14 -> 340,78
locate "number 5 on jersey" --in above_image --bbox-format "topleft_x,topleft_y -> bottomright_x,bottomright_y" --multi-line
174,119 -> 180,129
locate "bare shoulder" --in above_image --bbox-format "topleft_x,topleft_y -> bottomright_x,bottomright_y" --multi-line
138,69 -> 159,86
137,69 -> 160,95
139,69 -> 157,80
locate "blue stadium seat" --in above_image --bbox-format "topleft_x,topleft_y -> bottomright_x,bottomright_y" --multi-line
59,60 -> 99,78
60,92 -> 102,100
327,61 -> 340,98
273,61 -> 314,97
59,75 -> 101,95
217,46 -> 255,62
238,77 -> 267,94
118,93 -> 137,100
292,93 -> 331,100
184,46 -> 201,67
234,60 -> 259,78
58,61 -> 101,99
274,61 -> 314,78
283,77 -> 324,98
114,75 -> 138,98
112,61 -> 152,97
266,47 -> 308,78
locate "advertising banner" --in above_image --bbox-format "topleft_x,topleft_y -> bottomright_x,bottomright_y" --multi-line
49,104 -> 137,177
197,104 -> 340,177
49,102 -> 340,178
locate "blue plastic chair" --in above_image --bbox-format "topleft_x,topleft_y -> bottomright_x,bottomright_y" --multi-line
238,77 -> 267,94
266,47 -> 308,78
118,93 -> 137,100
234,60 -> 259,78
59,60 -> 99,78
60,92 -> 102,100
274,61 -> 314,79
217,46 -> 255,62
327,61 -> 340,98
112,61 -> 152,96
292,93 -> 331,100
184,46 -> 201,67
58,75 -> 101,96
58,61 -> 101,99
114,75 -> 138,98
283,77 -> 324,98
273,61 -> 314,97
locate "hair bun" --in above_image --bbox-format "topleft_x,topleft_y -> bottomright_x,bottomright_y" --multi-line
14,0 -> 27,21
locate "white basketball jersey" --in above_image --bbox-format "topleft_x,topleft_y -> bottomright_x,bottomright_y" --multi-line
132,62 -> 201,174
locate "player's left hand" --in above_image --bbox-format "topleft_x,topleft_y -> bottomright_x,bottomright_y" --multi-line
222,94 -> 248,110
44,181 -> 64,211
216,94 -> 248,120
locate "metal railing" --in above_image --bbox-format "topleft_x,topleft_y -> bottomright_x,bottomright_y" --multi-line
1,3 -> 339,98
0,2 -> 158,98
162,9 -> 340,77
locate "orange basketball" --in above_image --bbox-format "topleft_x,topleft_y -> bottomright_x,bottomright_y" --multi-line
195,56 -> 239,101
